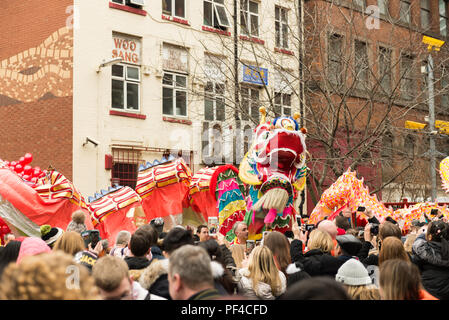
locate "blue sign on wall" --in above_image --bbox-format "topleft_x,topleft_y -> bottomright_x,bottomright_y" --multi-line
242,65 -> 268,85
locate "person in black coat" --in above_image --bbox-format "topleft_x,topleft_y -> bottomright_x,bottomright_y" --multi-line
290,227 -> 344,278
411,220 -> 449,300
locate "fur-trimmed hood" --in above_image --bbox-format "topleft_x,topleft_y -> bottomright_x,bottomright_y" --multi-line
139,258 -> 169,290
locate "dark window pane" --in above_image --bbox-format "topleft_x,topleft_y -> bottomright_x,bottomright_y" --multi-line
204,1 -> 213,26
216,83 -> 225,95
205,98 -> 214,121
250,14 -> 258,36
163,87 -> 173,115
163,73 -> 173,85
175,0 -> 185,17
162,0 -> 172,15
176,90 -> 187,116
274,105 -> 282,117
112,64 -> 124,77
283,94 -> 291,106
176,75 -> 187,88
282,23 -> 288,48
127,83 -> 139,110
216,98 -> 225,121
284,107 -> 291,116
112,79 -> 124,109
215,5 -> 230,27
275,21 -> 281,47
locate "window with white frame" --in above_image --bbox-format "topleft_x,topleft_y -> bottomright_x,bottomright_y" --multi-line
274,92 -> 291,117
240,0 -> 259,37
204,0 -> 230,30
202,122 -> 225,164
112,64 -> 140,110
240,86 -> 259,123
204,81 -> 226,121
112,0 -> 144,8
162,0 -> 185,18
162,72 -> 187,116
275,6 -> 288,49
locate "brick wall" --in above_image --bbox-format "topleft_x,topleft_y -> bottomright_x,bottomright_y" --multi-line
0,0 -> 74,179
0,96 -> 73,179
0,0 -> 73,60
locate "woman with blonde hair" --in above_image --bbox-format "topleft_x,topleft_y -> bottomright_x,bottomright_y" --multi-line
52,231 -> 85,256
291,229 -> 344,278
237,245 -> 286,299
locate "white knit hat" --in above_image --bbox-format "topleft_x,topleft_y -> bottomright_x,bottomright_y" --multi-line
335,258 -> 373,286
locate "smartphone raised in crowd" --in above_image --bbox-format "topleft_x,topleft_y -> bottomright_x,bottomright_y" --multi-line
246,240 -> 255,253
296,214 -> 302,227
208,217 -> 218,237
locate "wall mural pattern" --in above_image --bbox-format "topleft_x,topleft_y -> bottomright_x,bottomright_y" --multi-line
0,27 -> 73,106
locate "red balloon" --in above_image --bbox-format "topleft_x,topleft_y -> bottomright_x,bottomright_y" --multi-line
10,161 -> 17,167
32,169 -> 40,177
14,164 -> 23,173
24,153 -> 33,164
19,157 -> 26,166
24,165 -> 33,175
23,175 -> 31,181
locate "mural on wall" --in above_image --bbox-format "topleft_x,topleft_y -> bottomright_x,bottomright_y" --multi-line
0,27 -> 73,106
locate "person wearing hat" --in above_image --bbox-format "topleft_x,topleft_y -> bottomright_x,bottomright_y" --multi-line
335,258 -> 380,300
66,210 -> 87,234
40,225 -> 64,249
335,234 -> 363,263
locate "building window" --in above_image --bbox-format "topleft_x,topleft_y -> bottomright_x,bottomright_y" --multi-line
440,0 -> 448,37
378,0 -> 388,15
202,122 -> 225,164
381,132 -> 394,158
400,54 -> 415,100
353,0 -> 365,9
112,0 -> 144,8
421,0 -> 431,30
379,46 -> 392,94
204,0 -> 230,30
162,0 -> 185,18
399,0 -> 411,24
240,0 -> 259,37
404,134 -> 415,158
241,86 -> 259,123
274,92 -> 292,117
162,72 -> 187,117
204,82 -> 225,121
275,6 -> 288,49
354,40 -> 369,86
243,124 -> 252,155
328,33 -> 343,85
111,149 -> 143,189
112,64 -> 140,111
441,66 -> 449,107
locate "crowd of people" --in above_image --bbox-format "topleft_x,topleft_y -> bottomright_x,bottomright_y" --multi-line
0,206 -> 448,301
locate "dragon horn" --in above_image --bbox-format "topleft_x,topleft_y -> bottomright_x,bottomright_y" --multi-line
259,107 -> 267,124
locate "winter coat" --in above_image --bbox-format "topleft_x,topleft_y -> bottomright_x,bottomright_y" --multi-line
285,261 -> 311,287
124,256 -> 151,270
412,234 -> 449,300
140,258 -> 171,300
290,239 -> 344,277
237,267 -> 286,300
